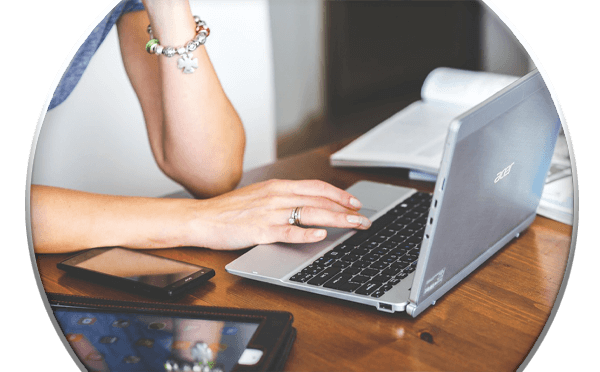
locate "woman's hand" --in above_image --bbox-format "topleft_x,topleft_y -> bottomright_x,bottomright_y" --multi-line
31,180 -> 371,254
184,179 -> 372,250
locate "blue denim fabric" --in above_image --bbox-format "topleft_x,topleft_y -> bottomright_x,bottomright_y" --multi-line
48,0 -> 144,110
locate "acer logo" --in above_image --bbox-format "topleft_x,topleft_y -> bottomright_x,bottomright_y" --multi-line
494,162 -> 515,183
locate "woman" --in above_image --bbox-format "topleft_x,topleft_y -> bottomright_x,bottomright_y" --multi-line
31,0 -> 372,254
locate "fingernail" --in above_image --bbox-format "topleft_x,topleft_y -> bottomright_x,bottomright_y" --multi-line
347,215 -> 371,228
347,215 -> 361,224
350,197 -> 362,209
314,230 -> 326,238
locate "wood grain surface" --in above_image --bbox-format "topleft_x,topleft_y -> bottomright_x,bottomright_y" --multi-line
35,140 -> 572,371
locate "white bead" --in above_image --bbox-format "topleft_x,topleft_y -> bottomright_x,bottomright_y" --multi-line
155,45 -> 164,55
177,47 -> 186,55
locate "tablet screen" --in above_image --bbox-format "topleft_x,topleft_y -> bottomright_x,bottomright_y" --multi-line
53,308 -> 260,372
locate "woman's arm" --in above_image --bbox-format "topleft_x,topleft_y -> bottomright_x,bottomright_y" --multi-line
31,185 -> 193,253
117,0 -> 245,199
31,180 -> 372,254
31,2 -> 373,255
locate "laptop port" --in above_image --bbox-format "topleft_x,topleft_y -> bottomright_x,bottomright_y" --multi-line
378,303 -> 393,312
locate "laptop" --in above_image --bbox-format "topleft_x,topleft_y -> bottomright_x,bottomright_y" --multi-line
226,70 -> 560,317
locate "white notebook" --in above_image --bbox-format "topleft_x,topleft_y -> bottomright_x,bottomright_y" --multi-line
330,67 -> 518,175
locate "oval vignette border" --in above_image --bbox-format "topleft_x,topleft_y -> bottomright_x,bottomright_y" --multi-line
25,1 -> 129,371
20,1 -> 583,371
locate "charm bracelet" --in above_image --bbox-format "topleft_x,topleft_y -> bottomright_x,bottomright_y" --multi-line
145,16 -> 210,74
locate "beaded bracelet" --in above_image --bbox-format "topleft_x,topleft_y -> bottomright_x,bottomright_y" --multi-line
145,16 -> 210,74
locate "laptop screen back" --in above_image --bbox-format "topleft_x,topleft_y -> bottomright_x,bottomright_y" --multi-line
410,71 -> 561,309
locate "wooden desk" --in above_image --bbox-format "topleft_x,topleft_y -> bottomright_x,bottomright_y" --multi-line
36,140 -> 572,371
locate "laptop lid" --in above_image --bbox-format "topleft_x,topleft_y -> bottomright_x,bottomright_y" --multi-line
407,70 -> 560,317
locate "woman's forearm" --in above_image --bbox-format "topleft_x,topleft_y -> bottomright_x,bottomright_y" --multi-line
118,1 -> 245,199
30,185 -> 196,254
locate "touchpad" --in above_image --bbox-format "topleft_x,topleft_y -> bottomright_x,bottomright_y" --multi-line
359,208 -> 379,219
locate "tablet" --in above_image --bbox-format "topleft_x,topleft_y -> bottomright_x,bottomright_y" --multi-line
47,294 -> 296,372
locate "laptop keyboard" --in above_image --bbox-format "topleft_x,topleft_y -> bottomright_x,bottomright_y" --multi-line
289,192 -> 432,298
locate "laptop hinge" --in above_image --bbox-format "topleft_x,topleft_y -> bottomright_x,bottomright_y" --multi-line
406,302 -> 417,317
406,298 -> 438,318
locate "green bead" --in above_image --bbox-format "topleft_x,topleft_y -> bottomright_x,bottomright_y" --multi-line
145,38 -> 159,53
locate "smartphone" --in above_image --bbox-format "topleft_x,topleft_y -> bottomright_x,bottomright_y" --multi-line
57,247 -> 215,299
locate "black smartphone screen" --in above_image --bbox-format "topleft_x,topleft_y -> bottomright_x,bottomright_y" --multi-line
58,247 -> 214,297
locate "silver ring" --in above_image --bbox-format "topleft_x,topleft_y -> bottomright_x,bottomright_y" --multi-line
288,207 -> 303,226
295,206 -> 302,226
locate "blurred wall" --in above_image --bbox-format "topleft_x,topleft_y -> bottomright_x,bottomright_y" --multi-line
268,0 -> 535,154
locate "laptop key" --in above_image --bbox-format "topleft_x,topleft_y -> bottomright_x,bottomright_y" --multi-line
370,261 -> 390,270
396,271 -> 409,279
391,261 -> 411,270
307,267 -> 342,286
388,277 -> 402,286
379,241 -> 398,249
302,265 -> 325,275
332,244 -> 353,253
362,253 -> 381,262
330,260 -> 351,268
379,255 -> 398,264
370,235 -> 387,243
372,274 -> 392,283
406,236 -> 424,244
355,281 -> 382,296
360,268 -> 379,277
350,275 -> 370,284
358,241 -> 379,250
337,282 -> 362,293
350,247 -> 370,256
371,247 -> 389,256
381,266 -> 402,276
343,267 -> 362,275
371,289 -> 387,298
352,260 -> 371,269
313,257 -> 336,267
323,273 -> 353,289
324,250 -> 345,259
340,253 -> 361,262
389,234 -> 409,243
289,273 -> 313,283
406,263 -> 418,273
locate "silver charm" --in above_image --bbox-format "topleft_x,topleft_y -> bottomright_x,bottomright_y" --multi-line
177,53 -> 198,74
163,47 -> 176,58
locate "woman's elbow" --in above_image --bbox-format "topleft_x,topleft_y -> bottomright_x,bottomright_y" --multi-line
159,154 -> 244,198
203,161 -> 244,196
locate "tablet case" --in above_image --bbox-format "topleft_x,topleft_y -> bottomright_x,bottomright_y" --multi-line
46,293 -> 296,372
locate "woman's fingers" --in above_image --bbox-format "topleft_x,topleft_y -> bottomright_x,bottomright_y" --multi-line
194,179 -> 373,249
286,206 -> 371,229
268,205 -> 371,243
270,225 -> 328,244
264,179 -> 363,210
